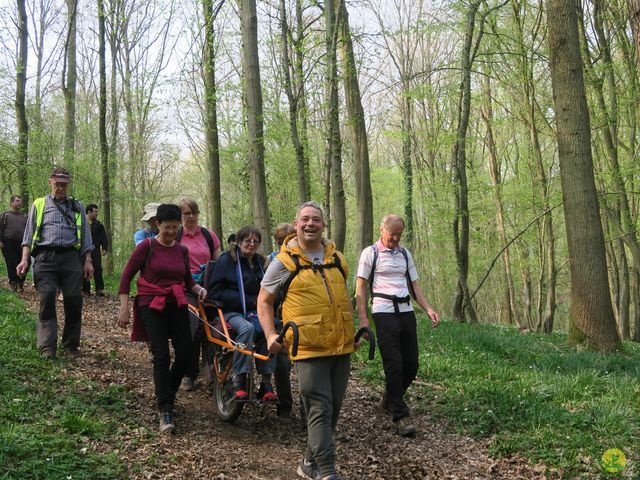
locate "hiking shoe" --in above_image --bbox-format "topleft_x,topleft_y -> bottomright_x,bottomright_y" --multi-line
234,389 -> 250,402
181,377 -> 196,391
296,457 -> 317,480
41,348 -> 56,360
257,384 -> 279,404
62,348 -> 81,357
159,409 -> 176,435
96,290 -> 106,297
9,282 -> 18,292
395,416 -> 417,437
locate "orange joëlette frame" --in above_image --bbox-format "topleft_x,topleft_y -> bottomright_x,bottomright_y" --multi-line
190,300 -> 270,361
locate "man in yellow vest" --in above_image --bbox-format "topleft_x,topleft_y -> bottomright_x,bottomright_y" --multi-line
258,201 -> 354,480
17,167 -> 94,359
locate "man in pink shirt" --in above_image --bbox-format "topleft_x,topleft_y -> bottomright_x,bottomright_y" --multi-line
177,197 -> 221,391
355,214 -> 440,437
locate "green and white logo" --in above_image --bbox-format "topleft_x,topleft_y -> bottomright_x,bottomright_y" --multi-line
601,448 -> 626,474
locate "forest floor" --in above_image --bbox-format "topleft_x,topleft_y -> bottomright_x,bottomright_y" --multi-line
17,283 -> 551,480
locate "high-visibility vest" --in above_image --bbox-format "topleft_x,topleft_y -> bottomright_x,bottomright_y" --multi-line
31,197 -> 82,249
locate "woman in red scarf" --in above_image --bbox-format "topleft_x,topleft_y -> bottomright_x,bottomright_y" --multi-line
118,203 -> 207,434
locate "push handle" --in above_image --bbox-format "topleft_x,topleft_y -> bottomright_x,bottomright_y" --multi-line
276,322 -> 299,358
355,326 -> 376,361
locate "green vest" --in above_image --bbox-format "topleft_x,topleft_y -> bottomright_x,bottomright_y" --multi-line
31,197 -> 82,249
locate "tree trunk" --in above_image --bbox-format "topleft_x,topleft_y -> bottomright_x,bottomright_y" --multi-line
63,0 -> 77,168
338,0 -> 373,253
615,236 -> 630,340
108,0 -> 122,250
98,0 -> 112,274
480,74 -> 516,326
324,0 -> 345,250
240,0 -> 271,254
203,0 -> 222,240
451,2 -> 480,323
633,268 -> 640,341
294,0 -> 311,201
279,0 -> 308,206
547,0 -> 620,351
629,0 -> 640,67
401,88 -> 414,248
16,0 -> 29,206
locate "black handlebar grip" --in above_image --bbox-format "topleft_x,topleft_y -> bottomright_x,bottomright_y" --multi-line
276,322 -> 299,358
355,326 -> 376,360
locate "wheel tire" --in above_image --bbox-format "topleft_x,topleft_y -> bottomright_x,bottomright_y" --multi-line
213,352 -> 244,423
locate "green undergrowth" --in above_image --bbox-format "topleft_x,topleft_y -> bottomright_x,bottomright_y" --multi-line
0,289 -> 132,479
354,318 -> 640,478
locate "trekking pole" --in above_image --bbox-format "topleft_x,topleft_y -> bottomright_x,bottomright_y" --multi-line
275,322 -> 299,358
355,326 -> 376,360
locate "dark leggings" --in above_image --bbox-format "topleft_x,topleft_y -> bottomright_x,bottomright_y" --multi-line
140,304 -> 192,411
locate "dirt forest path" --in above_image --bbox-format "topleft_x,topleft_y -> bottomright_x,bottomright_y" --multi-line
20,286 -> 548,480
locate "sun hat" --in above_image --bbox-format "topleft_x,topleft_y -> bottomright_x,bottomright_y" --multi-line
141,203 -> 160,221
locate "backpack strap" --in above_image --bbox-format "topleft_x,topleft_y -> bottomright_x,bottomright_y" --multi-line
201,227 -> 215,258
279,251 -> 346,305
143,237 -> 190,282
369,244 -> 416,313
177,225 -> 215,259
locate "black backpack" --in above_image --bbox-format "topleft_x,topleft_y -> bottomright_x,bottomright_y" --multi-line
367,244 -> 416,313
176,226 -> 215,258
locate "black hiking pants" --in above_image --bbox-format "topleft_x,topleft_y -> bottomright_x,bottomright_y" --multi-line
140,304 -> 192,411
373,311 -> 419,422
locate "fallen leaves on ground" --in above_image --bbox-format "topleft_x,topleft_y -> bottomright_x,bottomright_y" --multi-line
16,282 -> 550,479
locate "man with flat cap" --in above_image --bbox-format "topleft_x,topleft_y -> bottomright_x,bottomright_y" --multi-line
17,167 -> 94,359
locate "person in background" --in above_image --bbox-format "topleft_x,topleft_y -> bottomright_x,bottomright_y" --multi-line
355,214 -> 440,437
268,222 -> 296,418
82,204 -> 109,297
227,232 -> 236,246
118,203 -> 207,435
258,201 -> 354,480
17,167 -> 94,359
177,197 -> 221,391
207,226 -> 278,404
0,195 -> 28,292
134,203 -> 160,246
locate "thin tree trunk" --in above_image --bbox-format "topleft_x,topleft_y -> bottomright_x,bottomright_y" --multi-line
324,0 -> 345,249
62,0 -> 77,168
98,0 -> 112,274
480,74 -> 516,326
294,0 -> 310,201
401,89 -> 414,248
338,0 -> 373,253
240,0 -> 271,254
451,2 -> 481,323
16,0 -> 29,206
203,0 -> 222,240
615,236 -> 630,339
547,0 -> 620,351
279,0 -> 308,205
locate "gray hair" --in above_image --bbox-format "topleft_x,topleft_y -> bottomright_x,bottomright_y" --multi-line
295,200 -> 324,222
381,214 -> 405,229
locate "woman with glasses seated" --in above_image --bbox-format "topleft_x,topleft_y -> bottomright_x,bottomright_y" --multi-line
206,226 -> 278,402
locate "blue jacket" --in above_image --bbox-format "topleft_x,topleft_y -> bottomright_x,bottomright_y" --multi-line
207,247 -> 265,314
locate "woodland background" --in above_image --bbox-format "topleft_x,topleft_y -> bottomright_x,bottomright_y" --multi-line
1,0 -> 640,347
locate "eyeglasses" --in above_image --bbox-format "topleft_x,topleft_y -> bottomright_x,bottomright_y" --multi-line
242,238 -> 261,245
182,211 -> 199,216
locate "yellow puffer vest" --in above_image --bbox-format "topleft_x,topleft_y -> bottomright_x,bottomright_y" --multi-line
277,236 -> 355,360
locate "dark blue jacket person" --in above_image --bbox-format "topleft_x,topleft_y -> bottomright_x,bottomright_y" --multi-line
207,226 -> 278,402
